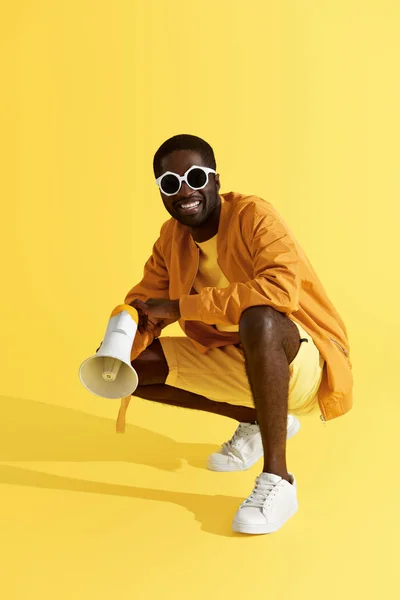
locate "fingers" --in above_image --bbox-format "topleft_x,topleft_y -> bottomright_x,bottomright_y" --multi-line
138,317 -> 148,334
152,322 -> 163,338
131,299 -> 149,313
130,299 -> 149,334
138,310 -> 148,334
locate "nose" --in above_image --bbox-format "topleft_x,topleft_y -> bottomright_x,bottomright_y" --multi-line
179,180 -> 193,196
174,180 -> 197,203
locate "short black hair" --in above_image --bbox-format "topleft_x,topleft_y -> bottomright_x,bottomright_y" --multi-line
153,134 -> 216,178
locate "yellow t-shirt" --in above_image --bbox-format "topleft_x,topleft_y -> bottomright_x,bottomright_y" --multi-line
193,233 -> 239,333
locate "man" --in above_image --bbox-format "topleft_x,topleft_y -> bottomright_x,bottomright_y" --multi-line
114,133 -> 353,535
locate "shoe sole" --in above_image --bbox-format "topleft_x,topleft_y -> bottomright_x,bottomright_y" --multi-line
287,415 -> 301,440
232,505 -> 298,534
207,416 -> 301,472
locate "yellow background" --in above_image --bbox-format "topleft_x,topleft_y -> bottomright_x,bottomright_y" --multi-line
1,1 -> 399,598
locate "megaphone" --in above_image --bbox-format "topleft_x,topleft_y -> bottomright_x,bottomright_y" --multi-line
79,304 -> 139,399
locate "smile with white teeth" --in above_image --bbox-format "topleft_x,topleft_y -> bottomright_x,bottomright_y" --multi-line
179,200 -> 201,209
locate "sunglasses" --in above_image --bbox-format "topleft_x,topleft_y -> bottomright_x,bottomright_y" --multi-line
155,165 -> 216,196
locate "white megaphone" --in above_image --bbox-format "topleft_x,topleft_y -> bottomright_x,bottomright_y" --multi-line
79,304 -> 139,399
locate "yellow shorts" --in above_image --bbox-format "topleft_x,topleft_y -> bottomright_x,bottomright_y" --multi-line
158,320 -> 325,416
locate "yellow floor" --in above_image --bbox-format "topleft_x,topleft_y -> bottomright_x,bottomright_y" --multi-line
1,352 -> 398,599
2,1 -> 399,596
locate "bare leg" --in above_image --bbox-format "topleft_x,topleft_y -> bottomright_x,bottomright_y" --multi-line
132,384 -> 257,423
238,306 -> 301,483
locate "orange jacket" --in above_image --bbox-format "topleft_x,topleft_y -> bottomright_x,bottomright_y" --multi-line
124,192 -> 353,422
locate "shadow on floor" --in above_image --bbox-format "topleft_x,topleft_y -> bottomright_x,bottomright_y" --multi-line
0,396 -> 248,538
0,395 -> 222,470
0,463 -> 247,537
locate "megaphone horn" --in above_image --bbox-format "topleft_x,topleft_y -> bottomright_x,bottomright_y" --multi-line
79,304 -> 139,399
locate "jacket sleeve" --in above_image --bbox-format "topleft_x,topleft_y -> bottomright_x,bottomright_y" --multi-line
124,222 -> 175,360
178,207 -> 301,325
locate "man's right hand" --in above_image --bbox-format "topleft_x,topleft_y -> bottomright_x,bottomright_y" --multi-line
95,300 -> 164,354
130,299 -> 164,337
130,299 -> 149,334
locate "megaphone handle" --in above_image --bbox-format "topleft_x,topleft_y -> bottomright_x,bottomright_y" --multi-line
116,395 -> 131,433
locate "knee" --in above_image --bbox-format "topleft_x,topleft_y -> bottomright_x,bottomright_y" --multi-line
239,305 -> 281,345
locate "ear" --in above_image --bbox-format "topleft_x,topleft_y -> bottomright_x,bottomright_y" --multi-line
215,173 -> 221,191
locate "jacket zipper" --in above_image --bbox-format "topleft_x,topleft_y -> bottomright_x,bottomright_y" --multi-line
329,337 -> 349,357
216,256 -> 228,280
188,246 -> 200,294
319,338 -> 349,426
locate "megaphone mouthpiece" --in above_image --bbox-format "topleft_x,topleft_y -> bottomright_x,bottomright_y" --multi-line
102,356 -> 122,381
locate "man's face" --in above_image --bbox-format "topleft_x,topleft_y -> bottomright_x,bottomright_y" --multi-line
158,150 -> 221,228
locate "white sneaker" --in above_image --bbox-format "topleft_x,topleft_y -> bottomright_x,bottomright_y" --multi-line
232,472 -> 298,534
207,414 -> 300,472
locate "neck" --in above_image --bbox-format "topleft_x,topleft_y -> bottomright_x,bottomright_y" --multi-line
189,196 -> 222,243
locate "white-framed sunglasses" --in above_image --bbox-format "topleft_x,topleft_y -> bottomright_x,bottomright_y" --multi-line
155,165 -> 216,196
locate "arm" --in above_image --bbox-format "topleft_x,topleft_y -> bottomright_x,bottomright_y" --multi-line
124,223 -> 175,360
178,206 -> 301,325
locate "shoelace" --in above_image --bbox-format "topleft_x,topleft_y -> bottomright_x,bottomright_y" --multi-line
222,423 -> 259,457
242,476 -> 280,508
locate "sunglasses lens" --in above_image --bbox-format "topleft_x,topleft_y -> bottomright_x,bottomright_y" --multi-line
187,168 -> 207,189
161,174 -> 180,195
